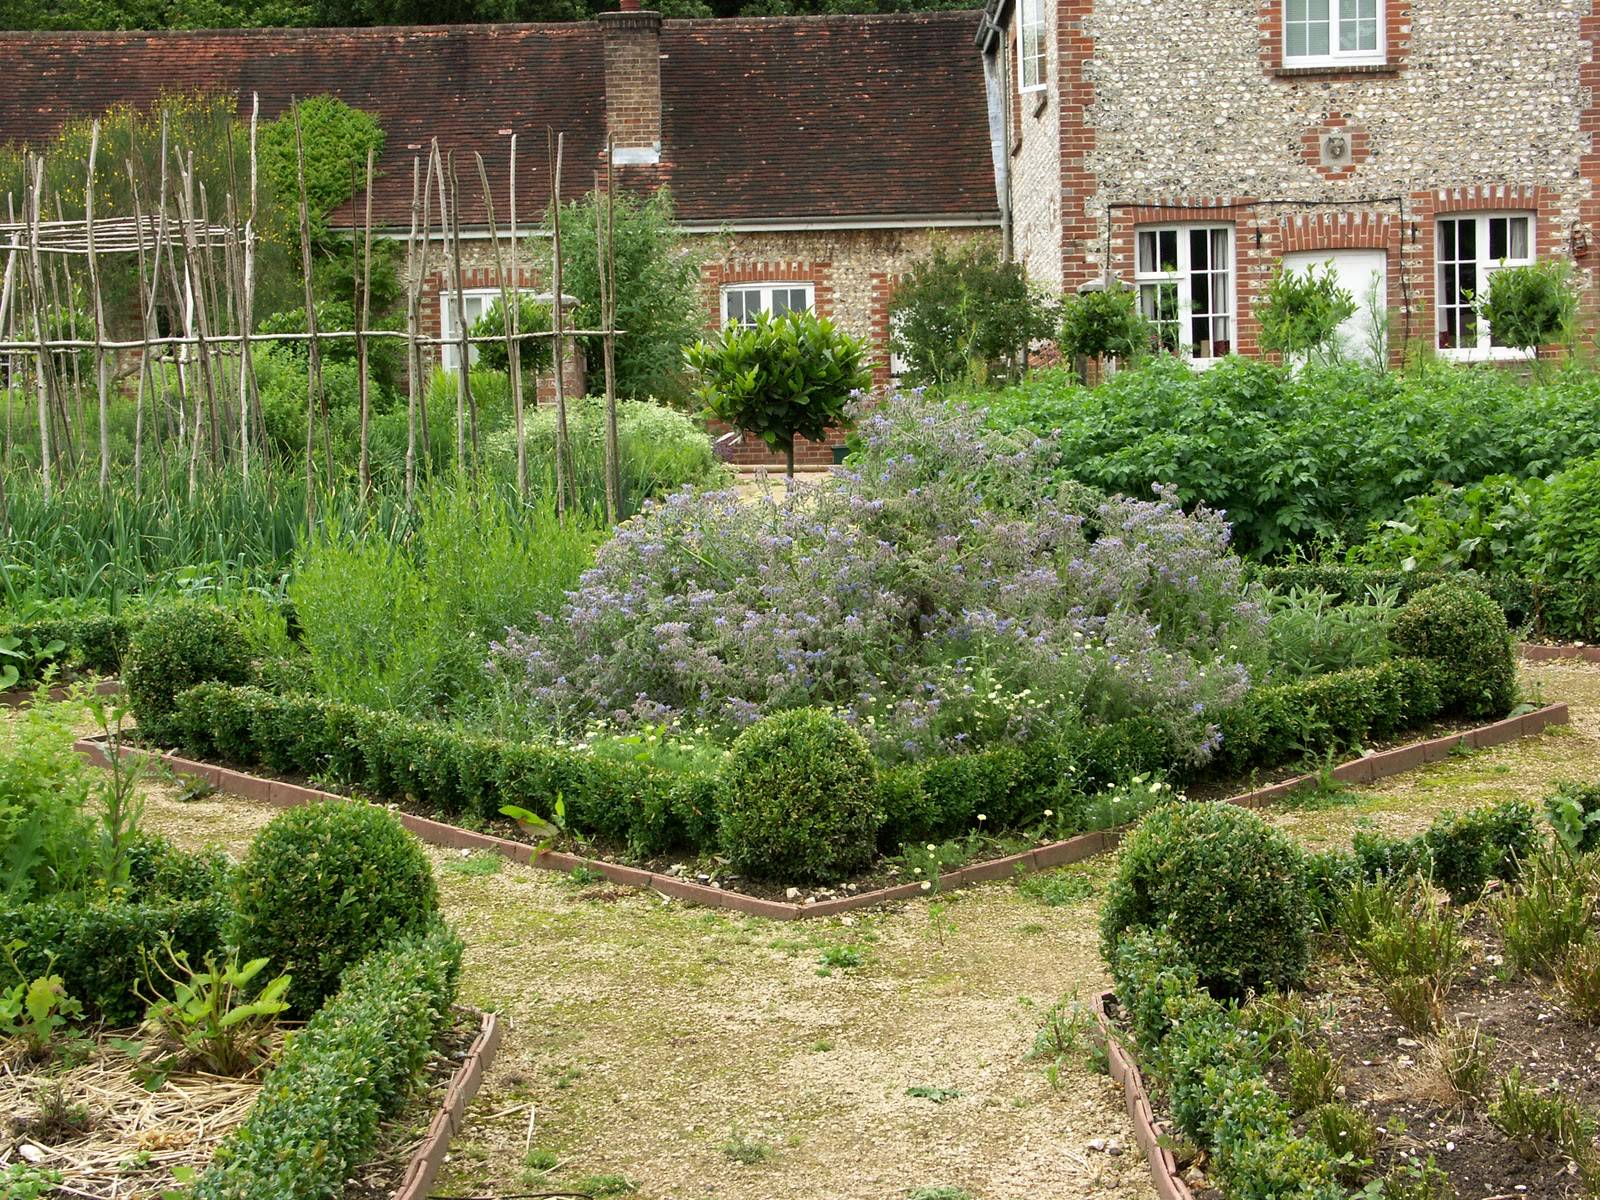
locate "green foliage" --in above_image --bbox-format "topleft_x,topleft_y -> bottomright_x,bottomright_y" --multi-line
889,239 -> 1057,388
1255,261 -> 1356,363
142,946 -> 291,1075
1301,848 -> 1359,927
1058,284 -> 1151,362
1532,453 -> 1600,640
1101,801 -> 1311,998
1360,474 -> 1541,578
1557,939 -> 1600,1022
1263,584 -> 1398,681
1546,781 -> 1600,855
1285,1038 -> 1342,1113
1489,1067 -> 1598,1165
1481,260 -> 1579,354
125,602 -> 256,745
687,310 -> 871,474
0,969 -> 85,1059
0,612 -> 139,686
1429,1019 -> 1496,1101
718,709 -> 882,883
1489,848 -> 1594,978
289,488 -> 593,716
258,96 -> 385,240
1421,808 -> 1501,903
537,188 -> 705,402
975,357 -> 1600,561
468,294 -> 555,374
0,897 -> 228,1025
1387,582 -> 1515,718
194,920 -> 462,1200
232,800 -> 439,1014
0,699 -> 98,901
1305,1102 -> 1377,1183
1340,876 -> 1463,1034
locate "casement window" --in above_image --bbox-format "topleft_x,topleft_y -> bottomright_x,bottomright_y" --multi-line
1436,213 -> 1535,360
440,288 -> 520,372
721,283 -> 814,327
1283,0 -> 1384,68
1135,225 -> 1235,362
1018,0 -> 1046,92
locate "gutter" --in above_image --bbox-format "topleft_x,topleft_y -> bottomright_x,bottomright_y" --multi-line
355,212 -> 1004,241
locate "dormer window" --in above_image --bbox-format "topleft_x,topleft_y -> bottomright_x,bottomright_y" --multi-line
1284,0 -> 1384,68
1018,0 -> 1046,92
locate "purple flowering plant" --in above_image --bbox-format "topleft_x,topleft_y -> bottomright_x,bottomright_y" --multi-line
489,393 -> 1266,764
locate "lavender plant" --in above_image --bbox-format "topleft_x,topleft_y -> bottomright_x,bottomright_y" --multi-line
489,394 -> 1264,764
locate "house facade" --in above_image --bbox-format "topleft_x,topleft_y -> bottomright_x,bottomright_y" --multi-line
977,0 -> 1598,364
1,9 -> 999,466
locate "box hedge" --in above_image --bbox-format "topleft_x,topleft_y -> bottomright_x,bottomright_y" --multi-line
194,919 -> 463,1200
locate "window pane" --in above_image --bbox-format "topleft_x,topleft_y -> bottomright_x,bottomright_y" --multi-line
726,291 -> 743,323
1286,23 -> 1307,57
1189,228 -> 1210,272
1192,270 -> 1210,313
1306,18 -> 1330,55
1509,217 -> 1530,260
1287,0 -> 1307,18
1138,231 -> 1156,274
1158,230 -> 1178,272
1489,218 -> 1508,262
771,289 -> 791,317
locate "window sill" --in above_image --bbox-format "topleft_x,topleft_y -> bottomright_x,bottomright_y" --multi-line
1031,90 -> 1049,118
1436,346 -> 1535,364
1274,62 -> 1398,78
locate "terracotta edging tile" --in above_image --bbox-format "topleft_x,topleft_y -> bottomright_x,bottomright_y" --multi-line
1092,990 -> 1197,1200
1520,643 -> 1600,664
393,1009 -> 502,1200
70,701 -> 1571,922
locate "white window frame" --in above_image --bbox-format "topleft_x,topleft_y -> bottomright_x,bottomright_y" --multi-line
1134,223 -> 1237,365
1435,212 -> 1536,363
1017,0 -> 1047,93
440,287 -> 528,373
1283,0 -> 1385,69
720,282 -> 815,327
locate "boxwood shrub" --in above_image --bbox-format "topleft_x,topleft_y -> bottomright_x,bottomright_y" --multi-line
1388,581 -> 1516,718
0,896 -> 228,1025
125,602 -> 255,746
233,800 -> 440,1015
1101,801 -> 1312,998
717,709 -> 882,884
194,919 -> 463,1200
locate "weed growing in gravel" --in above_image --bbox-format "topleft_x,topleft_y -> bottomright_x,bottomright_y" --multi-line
905,1085 -> 962,1103
721,1133 -> 774,1165
523,1147 -> 558,1171
578,1175 -> 638,1197
907,1189 -> 973,1200
1015,868 -> 1097,907
816,945 -> 866,974
1026,993 -> 1097,1084
443,852 -> 503,877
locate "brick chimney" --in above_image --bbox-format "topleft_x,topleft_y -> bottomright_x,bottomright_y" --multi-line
599,5 -> 663,165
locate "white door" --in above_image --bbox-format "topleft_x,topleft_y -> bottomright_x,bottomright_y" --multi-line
1282,249 -> 1388,365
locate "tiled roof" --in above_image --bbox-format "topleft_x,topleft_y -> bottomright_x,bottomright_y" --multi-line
0,13 -> 996,228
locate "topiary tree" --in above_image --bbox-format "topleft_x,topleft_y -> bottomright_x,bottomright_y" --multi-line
718,708 -> 883,884
469,294 -> 555,374
1388,582 -> 1516,718
1058,283 -> 1152,367
232,799 -> 439,1014
685,310 -> 871,478
124,602 -> 255,747
889,239 -> 1058,388
1255,261 -> 1356,365
1481,261 -> 1578,359
1100,800 -> 1311,998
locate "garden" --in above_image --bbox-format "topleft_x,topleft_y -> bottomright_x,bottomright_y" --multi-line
9,90 -> 1600,1199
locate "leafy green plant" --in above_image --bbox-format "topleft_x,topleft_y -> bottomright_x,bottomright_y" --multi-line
721,1132 -> 775,1164
1263,583 -> 1397,681
1480,260 -> 1578,357
0,698 -> 99,901
1016,868 -> 1096,907
686,309 -> 871,477
1546,781 -> 1600,855
1101,801 -> 1311,998
1256,261 -> 1357,364
468,294 -> 555,374
258,95 -> 385,239
1341,876 -> 1463,1034
1058,283 -> 1151,364
1369,1157 -> 1457,1200
718,709 -> 882,884
818,944 -> 866,972
890,239 -> 1058,388
233,799 -> 439,1015
0,1164 -> 63,1199
1532,454 -> 1600,640
141,945 -> 291,1076
905,1084 -> 963,1103
0,960 -> 84,1060
1027,993 -> 1095,1081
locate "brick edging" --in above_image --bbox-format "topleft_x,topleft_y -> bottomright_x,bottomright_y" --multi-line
72,702 -> 1568,921
393,1008 -> 503,1200
1092,990 -> 1195,1200
1,677 -> 121,709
